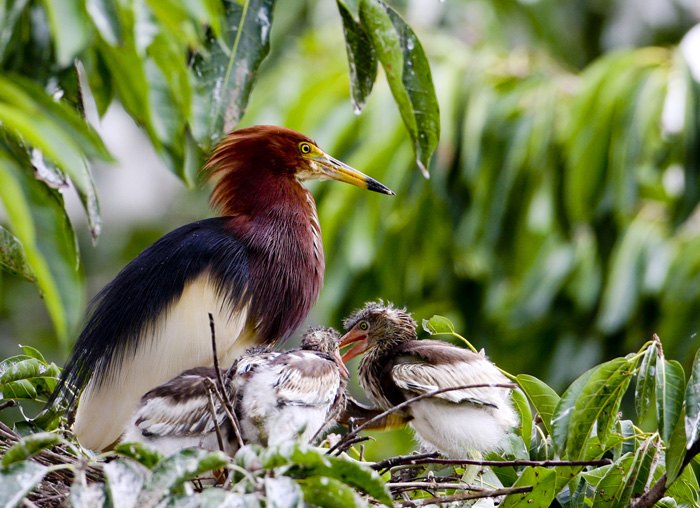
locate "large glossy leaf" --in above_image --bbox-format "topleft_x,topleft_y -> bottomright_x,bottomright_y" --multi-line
0,156 -> 83,344
666,407 -> 687,485
336,0 -> 377,113
551,368 -> 596,455
656,359 -> 685,446
590,452 -> 635,508
512,388 -> 533,450
552,358 -> 635,459
685,348 -> 700,449
619,437 -> 659,502
103,459 -> 149,508
191,0 -> 276,146
359,0 -> 439,177
517,374 -> 560,436
0,225 -> 34,281
500,467 -> 558,508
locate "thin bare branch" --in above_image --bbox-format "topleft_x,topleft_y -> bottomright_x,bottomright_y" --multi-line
205,381 -> 226,453
397,485 -> 533,506
327,383 -> 516,455
208,312 -> 244,448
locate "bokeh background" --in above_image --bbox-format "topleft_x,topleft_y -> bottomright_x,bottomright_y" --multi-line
1,0 -> 700,458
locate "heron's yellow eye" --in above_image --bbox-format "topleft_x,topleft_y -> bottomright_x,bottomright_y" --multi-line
359,321 -> 369,331
299,142 -> 312,155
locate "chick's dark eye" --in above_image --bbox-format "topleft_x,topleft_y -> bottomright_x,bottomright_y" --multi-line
358,321 -> 369,331
299,142 -> 311,154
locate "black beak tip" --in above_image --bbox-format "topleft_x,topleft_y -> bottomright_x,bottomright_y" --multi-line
367,178 -> 395,195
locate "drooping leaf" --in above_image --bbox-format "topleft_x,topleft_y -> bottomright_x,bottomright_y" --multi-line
619,436 -> 659,502
0,225 -> 34,281
70,481 -> 107,508
656,359 -> 685,446
336,0 -> 377,113
359,0 -> 439,177
0,155 -> 83,345
517,374 -> 560,436
264,476 -> 303,508
191,0 -> 276,146
635,340 -> 658,419
40,0 -> 92,67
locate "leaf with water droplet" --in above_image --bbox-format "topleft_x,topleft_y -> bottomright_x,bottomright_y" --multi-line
359,0 -> 439,177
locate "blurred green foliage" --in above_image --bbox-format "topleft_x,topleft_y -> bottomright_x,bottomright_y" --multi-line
1,0 -> 700,433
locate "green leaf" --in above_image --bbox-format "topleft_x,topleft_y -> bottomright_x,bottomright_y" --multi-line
191,0 -> 276,146
20,346 -> 47,364
591,452 -> 635,508
0,461 -> 49,508
685,348 -> 700,449
70,481 -> 106,508
337,0 -> 377,113
552,358 -> 635,459
262,443 -> 391,506
1,432 -> 62,467
299,476 -> 368,508
517,374 -> 560,436
264,476 -> 302,508
141,448 -> 228,501
0,156 -> 83,345
359,0 -> 439,177
666,407 -> 688,485
551,368 -> 596,454
103,459 -> 149,508
500,467 -> 558,508
512,388 -> 533,450
620,436 -> 659,502
657,359 -> 685,446
0,226 -> 35,281
113,442 -> 165,470
635,340 -> 657,419
422,315 -> 455,335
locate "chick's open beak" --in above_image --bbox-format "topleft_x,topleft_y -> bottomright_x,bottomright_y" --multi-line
339,329 -> 368,363
313,153 -> 395,195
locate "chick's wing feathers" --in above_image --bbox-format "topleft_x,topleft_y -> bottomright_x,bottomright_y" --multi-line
388,340 -> 511,407
131,368 -> 227,438
272,351 -> 343,407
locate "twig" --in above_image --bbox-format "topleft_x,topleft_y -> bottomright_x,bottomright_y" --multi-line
372,452 -> 440,472
208,313 -> 244,448
327,383 -> 516,456
0,400 -> 18,411
398,485 -> 533,506
387,481 -> 479,492
204,381 -> 226,453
